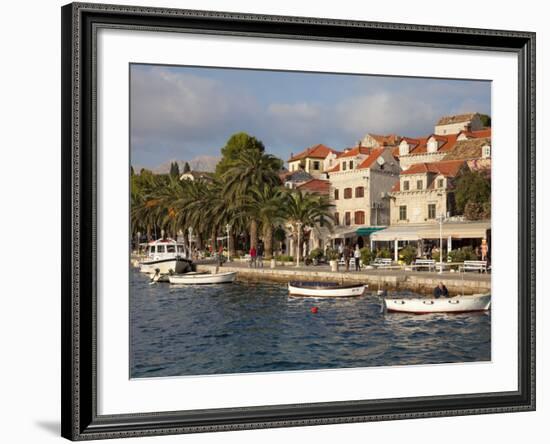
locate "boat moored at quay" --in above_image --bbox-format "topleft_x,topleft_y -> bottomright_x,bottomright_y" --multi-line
139,238 -> 192,275
288,281 -> 367,298
384,293 -> 491,314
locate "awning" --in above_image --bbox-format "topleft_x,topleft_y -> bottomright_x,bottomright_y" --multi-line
371,221 -> 491,242
421,221 -> 491,239
356,226 -> 386,236
370,225 -> 421,242
329,227 -> 357,239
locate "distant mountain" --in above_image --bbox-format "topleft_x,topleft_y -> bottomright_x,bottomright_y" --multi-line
137,155 -> 220,174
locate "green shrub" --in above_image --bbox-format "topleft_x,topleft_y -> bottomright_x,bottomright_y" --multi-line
399,245 -> 417,265
376,248 -> 392,259
448,246 -> 478,262
325,248 -> 340,261
360,247 -> 374,265
309,248 -> 324,260
275,255 -> 294,262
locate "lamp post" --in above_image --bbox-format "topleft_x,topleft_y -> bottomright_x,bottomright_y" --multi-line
296,222 -> 303,267
436,213 -> 445,274
226,224 -> 231,261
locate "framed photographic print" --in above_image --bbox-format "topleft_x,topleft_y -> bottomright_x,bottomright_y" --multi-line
61,2 -> 536,440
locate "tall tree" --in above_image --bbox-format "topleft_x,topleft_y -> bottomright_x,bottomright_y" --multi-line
183,161 -> 191,173
169,162 -> 180,177
454,170 -> 491,218
479,114 -> 491,127
283,190 -> 334,262
222,147 -> 283,249
245,184 -> 287,259
215,132 -> 266,177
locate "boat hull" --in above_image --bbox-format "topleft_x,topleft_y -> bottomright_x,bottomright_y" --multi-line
385,294 -> 491,314
288,282 -> 366,298
168,271 -> 236,285
139,258 -> 191,275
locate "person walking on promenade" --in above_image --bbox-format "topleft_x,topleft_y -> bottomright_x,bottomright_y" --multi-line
249,245 -> 257,268
354,244 -> 361,271
433,282 -> 449,298
338,242 -> 344,260
257,242 -> 264,268
481,238 -> 488,262
344,244 -> 350,272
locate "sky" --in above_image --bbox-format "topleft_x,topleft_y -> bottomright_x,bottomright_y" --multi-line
130,64 -> 491,168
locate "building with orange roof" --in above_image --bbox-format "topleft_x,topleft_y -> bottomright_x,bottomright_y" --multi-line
326,146 -> 400,241
434,112 -> 484,136
287,143 -> 341,178
389,160 -> 468,225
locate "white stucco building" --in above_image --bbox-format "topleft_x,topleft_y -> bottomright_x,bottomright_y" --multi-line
326,145 -> 401,243
287,144 -> 341,178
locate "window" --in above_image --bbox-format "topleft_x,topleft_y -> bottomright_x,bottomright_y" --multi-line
349,160 -> 354,170
334,189 -> 339,200
177,245 -> 184,253
344,188 -> 352,199
345,212 -> 351,226
157,245 -> 165,253
313,161 -> 320,170
149,246 -> 156,253
427,139 -> 438,153
354,211 -> 365,225
334,212 -> 339,226
482,145 -> 491,158
399,206 -> 407,221
428,204 -> 436,219
417,180 -> 423,190
167,245 -> 176,253
355,186 -> 364,198
342,161 -> 347,171
403,180 -> 410,191
437,178 -> 444,188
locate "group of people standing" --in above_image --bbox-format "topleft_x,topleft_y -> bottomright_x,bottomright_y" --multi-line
337,243 -> 362,272
248,243 -> 264,268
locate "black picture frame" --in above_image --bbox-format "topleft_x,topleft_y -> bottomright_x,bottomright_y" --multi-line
61,2 -> 536,440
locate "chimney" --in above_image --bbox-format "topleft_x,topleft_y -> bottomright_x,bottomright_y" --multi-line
358,140 -> 362,147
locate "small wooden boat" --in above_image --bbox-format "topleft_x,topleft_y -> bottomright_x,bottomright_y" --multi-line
384,293 -> 491,314
168,271 -> 236,285
288,281 -> 367,298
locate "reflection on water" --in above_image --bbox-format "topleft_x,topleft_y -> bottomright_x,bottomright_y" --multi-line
130,269 -> 490,378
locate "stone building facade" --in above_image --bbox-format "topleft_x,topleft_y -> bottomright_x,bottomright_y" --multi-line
389,160 -> 467,225
287,144 -> 340,178
434,112 -> 484,136
327,146 -> 401,228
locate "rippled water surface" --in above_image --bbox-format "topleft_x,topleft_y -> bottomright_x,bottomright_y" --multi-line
130,269 -> 491,378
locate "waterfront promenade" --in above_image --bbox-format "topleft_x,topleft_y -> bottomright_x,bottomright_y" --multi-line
196,261 -> 491,295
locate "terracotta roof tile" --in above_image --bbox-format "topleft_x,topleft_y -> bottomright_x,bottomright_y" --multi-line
401,160 -> 465,177
296,179 -> 330,194
288,144 -> 339,161
337,146 -> 372,158
436,113 -> 478,125
358,148 -> 385,169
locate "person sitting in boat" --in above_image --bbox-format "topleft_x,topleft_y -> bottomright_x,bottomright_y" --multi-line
433,282 -> 449,298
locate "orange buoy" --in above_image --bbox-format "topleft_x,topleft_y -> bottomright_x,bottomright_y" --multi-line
311,306 -> 319,314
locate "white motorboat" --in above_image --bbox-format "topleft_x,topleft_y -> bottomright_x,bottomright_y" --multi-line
139,238 -> 192,275
168,271 -> 236,285
288,281 -> 367,298
384,293 -> 491,314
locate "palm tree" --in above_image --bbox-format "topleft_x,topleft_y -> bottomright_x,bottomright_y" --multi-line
283,190 -> 335,263
245,184 -> 287,259
222,149 -> 283,249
